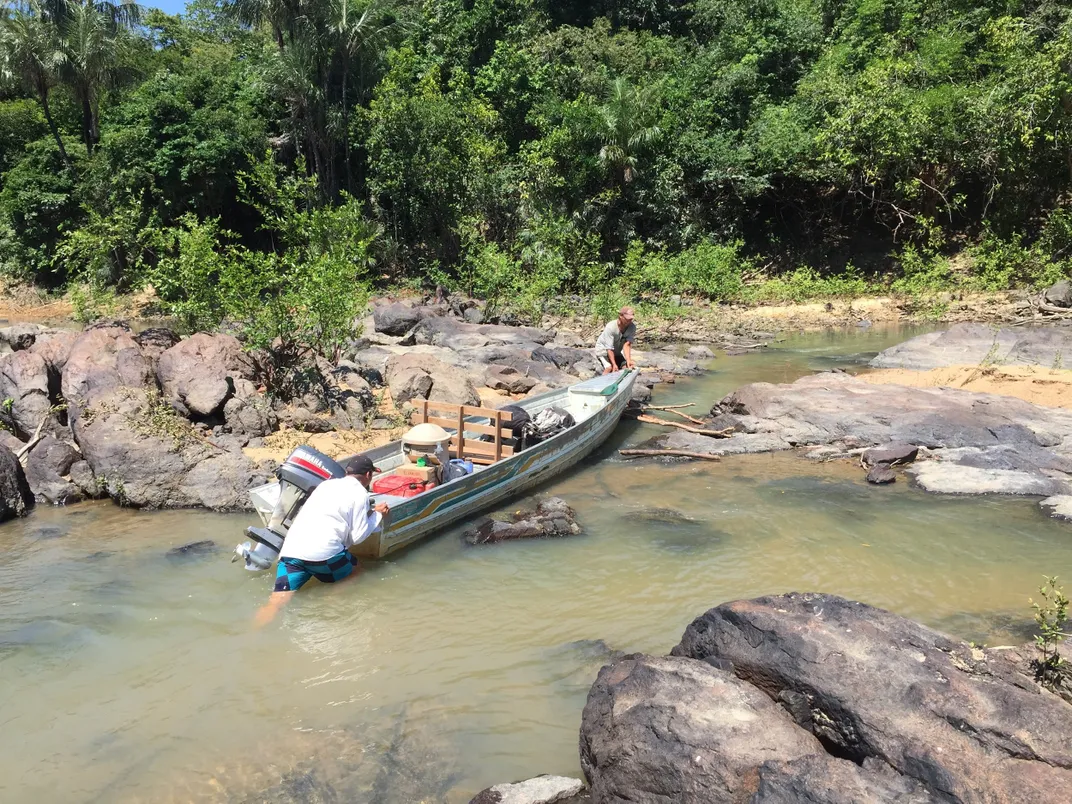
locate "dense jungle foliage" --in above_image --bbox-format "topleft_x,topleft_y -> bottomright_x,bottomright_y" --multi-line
1,0 -> 1071,335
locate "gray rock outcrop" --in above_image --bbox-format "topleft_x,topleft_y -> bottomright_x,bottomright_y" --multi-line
668,593 -> 1072,802
579,593 -> 1072,803
385,352 -> 481,407
870,323 -> 1072,370
0,443 -> 33,521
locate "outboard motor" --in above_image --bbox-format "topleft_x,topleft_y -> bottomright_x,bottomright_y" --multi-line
233,446 -> 346,571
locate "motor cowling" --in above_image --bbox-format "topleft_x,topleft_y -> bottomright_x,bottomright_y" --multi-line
234,446 -> 345,571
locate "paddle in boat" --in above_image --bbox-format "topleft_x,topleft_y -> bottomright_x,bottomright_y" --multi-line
233,369 -> 636,569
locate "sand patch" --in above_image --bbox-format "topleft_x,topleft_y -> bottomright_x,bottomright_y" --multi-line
859,365 -> 1072,410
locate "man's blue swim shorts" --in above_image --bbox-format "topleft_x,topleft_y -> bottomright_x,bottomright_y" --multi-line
273,550 -> 358,592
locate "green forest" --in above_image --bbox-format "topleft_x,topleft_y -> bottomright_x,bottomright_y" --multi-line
1,0 -> 1071,339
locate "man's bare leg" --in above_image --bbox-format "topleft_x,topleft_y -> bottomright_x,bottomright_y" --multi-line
254,591 -> 294,627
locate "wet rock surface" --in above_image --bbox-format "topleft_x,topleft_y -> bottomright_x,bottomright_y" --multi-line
579,593 -> 1072,804
865,463 -> 897,484
465,497 -> 581,545
0,443 -> 33,521
636,371 -> 1072,519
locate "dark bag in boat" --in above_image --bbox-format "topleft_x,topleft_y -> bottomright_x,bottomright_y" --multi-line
500,404 -> 530,442
523,405 -> 575,444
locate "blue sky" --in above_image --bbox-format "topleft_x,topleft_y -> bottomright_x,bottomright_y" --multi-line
146,0 -> 190,15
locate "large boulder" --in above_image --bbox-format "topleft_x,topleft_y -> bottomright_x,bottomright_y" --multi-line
579,654 -> 913,804
24,436 -> 81,504
373,302 -> 426,335
72,387 -> 265,509
134,327 -> 181,367
385,352 -> 481,407
671,593 -> 1072,802
0,349 -> 52,437
0,443 -> 33,521
1044,280 -> 1072,308
409,316 -> 555,351
156,333 -> 252,418
61,326 -> 154,421
28,329 -> 78,376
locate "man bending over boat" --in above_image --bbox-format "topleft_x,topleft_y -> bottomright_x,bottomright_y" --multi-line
595,306 -> 637,374
255,455 -> 389,626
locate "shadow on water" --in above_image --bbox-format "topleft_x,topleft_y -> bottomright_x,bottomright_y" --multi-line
626,507 -> 730,554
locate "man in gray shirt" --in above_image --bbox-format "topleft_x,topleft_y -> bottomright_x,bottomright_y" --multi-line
595,306 -> 637,374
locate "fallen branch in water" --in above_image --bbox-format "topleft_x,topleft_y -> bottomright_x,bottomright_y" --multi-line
645,407 -> 707,425
645,403 -> 695,411
630,414 -> 734,438
620,449 -> 721,461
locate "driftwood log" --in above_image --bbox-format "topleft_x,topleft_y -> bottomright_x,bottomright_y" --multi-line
619,449 -> 721,461
627,413 -> 733,438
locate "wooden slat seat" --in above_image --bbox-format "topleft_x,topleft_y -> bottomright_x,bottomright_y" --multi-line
411,400 -> 517,465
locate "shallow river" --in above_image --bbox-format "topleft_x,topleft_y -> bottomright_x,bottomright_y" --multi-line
3,327 -> 1072,803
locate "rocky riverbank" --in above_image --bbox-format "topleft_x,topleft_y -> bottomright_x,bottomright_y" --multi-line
635,322 -> 1072,524
472,592 -> 1072,803
0,298 -> 703,521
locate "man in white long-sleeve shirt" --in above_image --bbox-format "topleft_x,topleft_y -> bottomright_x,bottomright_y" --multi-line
255,455 -> 389,625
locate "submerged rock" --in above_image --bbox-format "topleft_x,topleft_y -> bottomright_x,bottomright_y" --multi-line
469,775 -> 587,804
465,497 -> 581,545
165,540 -> 217,560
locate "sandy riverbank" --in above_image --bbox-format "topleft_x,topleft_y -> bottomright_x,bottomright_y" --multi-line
859,365 -> 1072,410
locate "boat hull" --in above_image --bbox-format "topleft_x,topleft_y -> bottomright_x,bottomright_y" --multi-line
354,371 -> 635,558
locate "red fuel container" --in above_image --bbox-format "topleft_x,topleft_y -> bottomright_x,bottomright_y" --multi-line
372,474 -> 432,497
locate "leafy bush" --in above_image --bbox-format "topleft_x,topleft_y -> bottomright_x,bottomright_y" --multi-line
891,246 -> 953,295
626,240 -> 747,300
746,265 -> 873,303
969,232 -> 1069,291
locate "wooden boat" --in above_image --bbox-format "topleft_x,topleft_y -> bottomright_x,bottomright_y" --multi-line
348,368 -> 636,558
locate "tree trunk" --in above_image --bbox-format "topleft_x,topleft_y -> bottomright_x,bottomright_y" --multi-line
79,86 -> 96,155
35,81 -> 71,171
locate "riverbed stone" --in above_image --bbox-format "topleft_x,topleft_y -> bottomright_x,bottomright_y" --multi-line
862,443 -> 918,467
24,436 -> 81,504
465,497 -> 580,545
865,463 -> 897,484
68,459 -> 101,498
0,443 -> 33,521
686,345 -> 716,360
469,775 -> 586,804
671,592 -> 1072,802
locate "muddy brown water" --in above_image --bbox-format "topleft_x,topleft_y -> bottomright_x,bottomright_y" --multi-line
3,326 -> 1071,802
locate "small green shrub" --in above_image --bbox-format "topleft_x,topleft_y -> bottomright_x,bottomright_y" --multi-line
891,246 -> 953,295
1031,576 -> 1070,690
